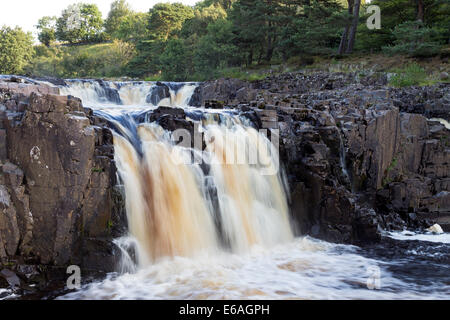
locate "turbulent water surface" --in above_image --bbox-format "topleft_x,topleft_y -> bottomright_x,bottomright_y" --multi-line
42,80 -> 450,300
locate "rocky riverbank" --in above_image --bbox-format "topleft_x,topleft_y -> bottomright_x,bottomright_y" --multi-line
195,72 -> 449,242
0,77 -> 125,298
0,72 -> 448,298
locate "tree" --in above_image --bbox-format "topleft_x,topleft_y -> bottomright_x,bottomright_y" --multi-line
56,3 -> 104,44
147,3 -> 195,41
416,0 -> 424,22
79,4 -> 105,42
116,12 -> 149,43
159,39 -> 191,81
338,0 -> 361,54
0,26 -> 34,74
355,0 -> 448,52
105,0 -> 133,38
181,3 -> 227,38
124,3 -> 195,77
230,0 -> 281,65
346,0 -> 361,53
281,0 -> 348,57
383,20 -> 442,57
36,16 -> 57,46
196,0 -> 237,10
194,19 -> 240,78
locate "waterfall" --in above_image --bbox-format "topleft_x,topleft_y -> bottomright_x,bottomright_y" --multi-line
63,80 -> 293,267
59,79 -> 198,109
113,117 -> 293,266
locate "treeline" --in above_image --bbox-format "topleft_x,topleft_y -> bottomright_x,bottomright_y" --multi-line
0,0 -> 449,80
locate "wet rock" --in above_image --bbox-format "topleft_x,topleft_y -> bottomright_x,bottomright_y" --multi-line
16,264 -> 40,280
146,82 -> 170,105
96,80 -> 121,104
0,269 -> 21,289
204,100 -> 224,109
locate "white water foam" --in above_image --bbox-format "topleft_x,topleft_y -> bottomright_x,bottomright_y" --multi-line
58,236 -> 448,300
386,230 -> 450,244
429,118 -> 450,130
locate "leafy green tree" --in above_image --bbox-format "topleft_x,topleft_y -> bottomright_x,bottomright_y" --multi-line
116,12 -> 149,43
105,0 -> 133,38
125,39 -> 166,77
125,3 -> 194,77
0,26 -> 34,74
181,3 -> 227,38
194,19 -> 240,78
147,3 -> 195,41
56,3 -> 104,43
36,16 -> 57,46
159,39 -> 191,81
196,0 -> 236,10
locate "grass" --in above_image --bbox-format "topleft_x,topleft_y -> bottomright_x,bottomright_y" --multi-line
388,63 -> 434,87
218,67 -> 272,81
144,74 -> 163,82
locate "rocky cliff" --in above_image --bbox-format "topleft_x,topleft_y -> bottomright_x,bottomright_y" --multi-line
0,77 -> 124,298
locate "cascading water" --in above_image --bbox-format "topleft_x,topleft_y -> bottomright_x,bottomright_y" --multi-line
59,79 -> 198,110
113,114 -> 293,264
60,79 -> 293,265
56,80 -> 449,300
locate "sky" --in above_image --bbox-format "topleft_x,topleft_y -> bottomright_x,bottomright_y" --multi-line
0,0 -> 199,39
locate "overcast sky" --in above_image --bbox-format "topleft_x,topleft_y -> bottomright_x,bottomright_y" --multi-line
0,0 -> 199,39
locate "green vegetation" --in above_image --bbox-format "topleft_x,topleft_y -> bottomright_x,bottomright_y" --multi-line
104,0 -> 133,39
383,21 -> 442,57
389,63 -> 430,87
56,3 -> 105,44
0,26 -> 34,74
26,41 -> 135,78
0,0 -> 448,81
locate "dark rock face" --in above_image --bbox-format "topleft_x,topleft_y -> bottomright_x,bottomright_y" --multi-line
390,84 -> 450,121
146,82 -> 170,105
188,86 -> 202,107
197,72 -> 450,242
0,78 -> 125,295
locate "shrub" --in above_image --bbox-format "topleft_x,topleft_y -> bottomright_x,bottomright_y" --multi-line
383,21 -> 442,58
388,63 -> 429,87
